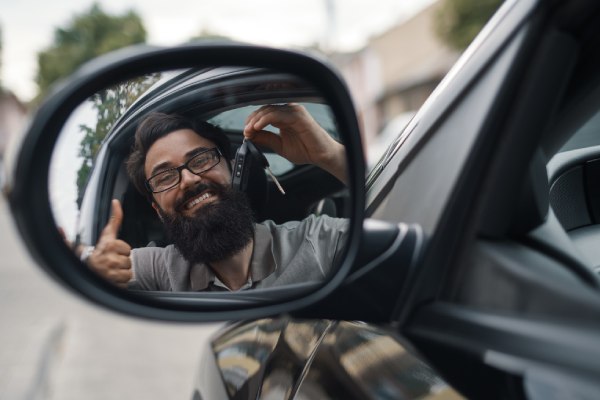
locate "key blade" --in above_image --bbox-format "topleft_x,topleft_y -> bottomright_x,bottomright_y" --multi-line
266,167 -> 285,195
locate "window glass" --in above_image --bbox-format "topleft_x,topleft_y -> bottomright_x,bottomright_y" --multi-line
559,110 -> 600,152
208,103 -> 338,140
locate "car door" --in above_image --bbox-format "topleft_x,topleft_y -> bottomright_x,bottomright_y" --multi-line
360,0 -> 600,397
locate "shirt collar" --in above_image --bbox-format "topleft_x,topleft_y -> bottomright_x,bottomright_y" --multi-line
188,223 -> 276,291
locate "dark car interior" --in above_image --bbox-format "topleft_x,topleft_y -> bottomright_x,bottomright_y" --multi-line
544,11 -> 600,281
80,68 -> 350,250
548,134 -> 600,275
535,40 -> 600,286
453,8 -> 600,308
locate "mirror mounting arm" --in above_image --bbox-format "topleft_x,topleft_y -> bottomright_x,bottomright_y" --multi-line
292,219 -> 425,323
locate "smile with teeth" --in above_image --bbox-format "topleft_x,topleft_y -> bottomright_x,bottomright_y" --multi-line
185,192 -> 213,210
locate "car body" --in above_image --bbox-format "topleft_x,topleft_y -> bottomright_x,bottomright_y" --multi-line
7,0 -> 600,399
196,319 -> 456,400
190,0 -> 600,397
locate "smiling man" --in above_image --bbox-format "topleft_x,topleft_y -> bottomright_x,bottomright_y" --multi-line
85,104 -> 349,291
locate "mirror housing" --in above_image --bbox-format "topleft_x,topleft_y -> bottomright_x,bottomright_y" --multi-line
5,43 -> 366,322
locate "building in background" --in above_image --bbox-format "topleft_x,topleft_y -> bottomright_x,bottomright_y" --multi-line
334,1 -> 460,164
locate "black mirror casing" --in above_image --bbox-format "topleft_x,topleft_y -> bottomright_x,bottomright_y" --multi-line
6,44 -> 365,322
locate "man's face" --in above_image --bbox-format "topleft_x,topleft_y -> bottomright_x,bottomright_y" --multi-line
144,129 -> 231,217
143,128 -> 254,264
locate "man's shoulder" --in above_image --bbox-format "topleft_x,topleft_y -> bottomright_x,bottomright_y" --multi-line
255,215 -> 349,255
259,214 -> 348,233
132,244 -> 175,259
253,215 -> 349,288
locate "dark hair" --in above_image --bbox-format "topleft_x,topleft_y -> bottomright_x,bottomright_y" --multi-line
126,112 -> 232,203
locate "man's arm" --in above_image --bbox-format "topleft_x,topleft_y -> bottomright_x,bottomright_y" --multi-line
243,103 -> 348,185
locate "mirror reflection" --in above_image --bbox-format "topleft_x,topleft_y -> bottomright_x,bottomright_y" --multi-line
49,67 -> 351,293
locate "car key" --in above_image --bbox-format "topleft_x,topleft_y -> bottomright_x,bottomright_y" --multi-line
232,139 -> 285,195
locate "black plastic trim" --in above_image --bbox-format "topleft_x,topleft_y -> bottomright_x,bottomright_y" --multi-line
6,43 -> 364,322
294,220 -> 425,322
408,303 -> 600,382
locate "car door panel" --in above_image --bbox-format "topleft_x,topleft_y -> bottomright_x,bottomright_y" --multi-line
407,303 -> 600,400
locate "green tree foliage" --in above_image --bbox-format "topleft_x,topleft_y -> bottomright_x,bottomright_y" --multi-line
76,74 -> 160,204
435,0 -> 503,50
188,28 -> 234,43
35,3 -> 146,101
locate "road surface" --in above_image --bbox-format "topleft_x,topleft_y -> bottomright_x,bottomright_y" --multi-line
0,197 -> 221,400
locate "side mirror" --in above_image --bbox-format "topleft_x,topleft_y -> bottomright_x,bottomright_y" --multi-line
5,44 -> 367,321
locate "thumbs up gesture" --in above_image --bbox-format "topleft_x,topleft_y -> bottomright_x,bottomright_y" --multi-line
86,199 -> 132,288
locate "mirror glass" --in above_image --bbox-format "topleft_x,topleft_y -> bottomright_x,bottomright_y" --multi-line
49,66 -> 351,294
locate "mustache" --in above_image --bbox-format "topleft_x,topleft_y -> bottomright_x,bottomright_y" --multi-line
173,182 -> 226,212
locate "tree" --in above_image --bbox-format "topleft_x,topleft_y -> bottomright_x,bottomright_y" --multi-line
188,28 -> 235,44
76,74 -> 160,204
35,3 -> 146,101
435,0 -> 503,51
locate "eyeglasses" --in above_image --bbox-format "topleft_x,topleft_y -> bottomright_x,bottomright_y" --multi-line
145,148 -> 222,193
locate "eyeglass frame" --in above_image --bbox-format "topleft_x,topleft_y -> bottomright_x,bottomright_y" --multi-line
144,147 -> 223,193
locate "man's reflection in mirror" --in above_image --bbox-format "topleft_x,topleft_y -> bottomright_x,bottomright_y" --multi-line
83,104 -> 350,291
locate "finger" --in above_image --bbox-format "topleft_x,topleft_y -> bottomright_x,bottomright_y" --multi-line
244,107 -> 262,125
106,267 -> 133,284
247,131 -> 283,154
245,105 -> 294,131
247,110 -> 292,137
244,108 -> 275,135
245,105 -> 277,125
109,254 -> 132,270
101,239 -> 132,257
88,249 -> 131,269
100,199 -> 124,240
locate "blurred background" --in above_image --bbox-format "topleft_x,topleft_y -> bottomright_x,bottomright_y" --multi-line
0,0 -> 501,398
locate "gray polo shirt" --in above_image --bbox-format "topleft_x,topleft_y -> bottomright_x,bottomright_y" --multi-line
128,215 -> 349,292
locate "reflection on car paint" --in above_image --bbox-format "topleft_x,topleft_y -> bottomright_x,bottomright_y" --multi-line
210,318 -> 464,400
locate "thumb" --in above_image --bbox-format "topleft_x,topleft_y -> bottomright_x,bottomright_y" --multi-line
101,199 -> 124,240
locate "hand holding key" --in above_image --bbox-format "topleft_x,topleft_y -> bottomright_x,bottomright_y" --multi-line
243,103 -> 347,184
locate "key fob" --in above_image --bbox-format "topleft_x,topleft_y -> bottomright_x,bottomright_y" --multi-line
232,140 -> 266,192
232,139 -> 286,197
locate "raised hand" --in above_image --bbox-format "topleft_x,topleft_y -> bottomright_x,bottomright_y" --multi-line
243,103 -> 347,184
87,199 -> 132,288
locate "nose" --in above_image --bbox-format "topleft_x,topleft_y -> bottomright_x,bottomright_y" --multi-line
179,168 -> 201,189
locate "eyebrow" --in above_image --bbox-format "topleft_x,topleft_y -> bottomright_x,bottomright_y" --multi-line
149,146 -> 212,177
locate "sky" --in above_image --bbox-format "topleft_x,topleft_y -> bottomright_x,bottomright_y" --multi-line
1,0 -> 434,102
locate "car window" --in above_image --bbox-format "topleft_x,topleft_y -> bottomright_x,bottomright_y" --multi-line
208,103 -> 338,140
559,109 -> 600,152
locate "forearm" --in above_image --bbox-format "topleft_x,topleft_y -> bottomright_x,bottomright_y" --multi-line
315,140 -> 348,185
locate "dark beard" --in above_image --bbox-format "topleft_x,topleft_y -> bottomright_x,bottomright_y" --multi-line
159,183 -> 255,264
